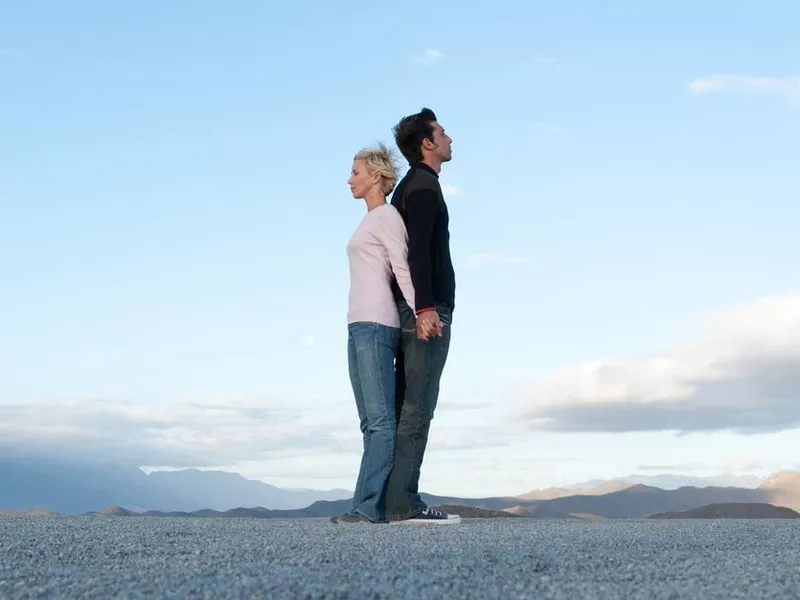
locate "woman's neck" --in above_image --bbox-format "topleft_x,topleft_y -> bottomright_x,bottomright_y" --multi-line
364,191 -> 386,212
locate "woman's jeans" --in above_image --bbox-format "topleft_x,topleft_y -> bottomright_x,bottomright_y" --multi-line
347,321 -> 401,522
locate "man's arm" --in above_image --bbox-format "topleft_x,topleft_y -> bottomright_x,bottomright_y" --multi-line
404,189 -> 439,315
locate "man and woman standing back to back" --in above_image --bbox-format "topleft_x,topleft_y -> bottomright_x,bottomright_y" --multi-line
333,107 -> 458,525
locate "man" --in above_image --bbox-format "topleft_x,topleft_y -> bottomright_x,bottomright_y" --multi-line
386,108 -> 459,524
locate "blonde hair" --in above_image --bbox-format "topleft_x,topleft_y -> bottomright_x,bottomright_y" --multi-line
354,143 -> 401,196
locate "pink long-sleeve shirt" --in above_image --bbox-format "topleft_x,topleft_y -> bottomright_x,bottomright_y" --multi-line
346,204 -> 416,327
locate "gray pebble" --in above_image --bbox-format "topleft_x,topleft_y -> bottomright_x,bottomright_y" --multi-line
0,517 -> 798,598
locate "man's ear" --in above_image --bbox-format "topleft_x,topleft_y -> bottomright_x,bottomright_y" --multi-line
421,136 -> 435,150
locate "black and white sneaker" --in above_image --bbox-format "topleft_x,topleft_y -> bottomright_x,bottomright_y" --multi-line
394,508 -> 461,525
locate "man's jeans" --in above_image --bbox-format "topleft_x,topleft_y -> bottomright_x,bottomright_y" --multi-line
385,300 -> 452,520
347,321 -> 401,523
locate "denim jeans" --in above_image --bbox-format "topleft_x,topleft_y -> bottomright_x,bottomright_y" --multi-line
347,321 -> 401,522
385,300 -> 452,520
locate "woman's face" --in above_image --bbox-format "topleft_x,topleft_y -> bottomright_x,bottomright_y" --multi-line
347,159 -> 377,199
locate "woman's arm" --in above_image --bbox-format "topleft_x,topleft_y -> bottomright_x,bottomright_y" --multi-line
376,206 -> 416,312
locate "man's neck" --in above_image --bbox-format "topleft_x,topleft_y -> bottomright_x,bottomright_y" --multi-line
420,158 -> 442,174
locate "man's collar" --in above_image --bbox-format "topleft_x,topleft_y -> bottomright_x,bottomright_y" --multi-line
410,162 -> 439,178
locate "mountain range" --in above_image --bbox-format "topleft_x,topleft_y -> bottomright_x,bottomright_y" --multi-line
2,454 -> 799,519
516,473 -> 763,500
649,503 -> 800,519
0,456 -> 350,514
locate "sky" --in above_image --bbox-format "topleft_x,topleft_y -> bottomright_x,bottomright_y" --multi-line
1,1 -> 799,497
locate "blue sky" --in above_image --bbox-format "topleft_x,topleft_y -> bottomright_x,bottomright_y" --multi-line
2,1 -> 799,496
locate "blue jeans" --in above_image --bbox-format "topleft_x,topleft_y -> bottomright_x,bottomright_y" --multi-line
347,321 -> 401,523
385,301 -> 452,520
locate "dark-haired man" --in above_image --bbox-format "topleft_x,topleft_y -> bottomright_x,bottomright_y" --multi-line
386,108 -> 459,524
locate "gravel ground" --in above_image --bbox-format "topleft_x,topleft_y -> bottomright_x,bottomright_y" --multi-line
1,516 -> 799,599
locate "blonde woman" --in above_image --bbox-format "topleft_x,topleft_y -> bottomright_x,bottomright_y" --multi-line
330,144 -> 417,524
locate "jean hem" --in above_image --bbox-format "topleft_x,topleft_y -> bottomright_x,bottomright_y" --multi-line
354,509 -> 388,524
387,506 -> 427,521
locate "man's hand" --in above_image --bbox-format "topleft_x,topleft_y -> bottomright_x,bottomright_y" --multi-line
415,310 -> 443,341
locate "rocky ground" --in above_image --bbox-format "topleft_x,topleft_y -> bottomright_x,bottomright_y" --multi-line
1,516 -> 799,599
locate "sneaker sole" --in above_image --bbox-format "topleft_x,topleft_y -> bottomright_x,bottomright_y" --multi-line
391,516 -> 462,525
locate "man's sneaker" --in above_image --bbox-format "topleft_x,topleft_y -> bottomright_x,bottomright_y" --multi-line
329,511 -> 372,524
393,508 -> 461,525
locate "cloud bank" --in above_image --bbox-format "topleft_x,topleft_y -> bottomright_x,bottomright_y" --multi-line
441,184 -> 464,197
517,292 -> 800,434
0,395 -> 354,467
689,75 -> 800,106
412,49 -> 445,66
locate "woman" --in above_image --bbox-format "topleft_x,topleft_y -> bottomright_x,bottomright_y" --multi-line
330,143 -> 418,524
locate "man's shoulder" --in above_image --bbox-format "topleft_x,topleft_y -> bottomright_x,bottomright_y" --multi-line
391,166 -> 443,213
392,164 -> 439,193
404,166 -> 441,192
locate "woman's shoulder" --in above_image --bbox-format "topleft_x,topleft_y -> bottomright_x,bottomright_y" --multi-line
373,203 -> 403,219
374,203 -> 406,227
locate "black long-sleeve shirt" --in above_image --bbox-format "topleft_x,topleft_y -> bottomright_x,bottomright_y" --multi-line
390,162 -> 456,313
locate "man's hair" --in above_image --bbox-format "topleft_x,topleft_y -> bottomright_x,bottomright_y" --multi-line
354,143 -> 401,196
392,107 -> 437,164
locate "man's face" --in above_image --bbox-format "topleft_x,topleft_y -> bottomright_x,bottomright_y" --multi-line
429,121 -> 453,162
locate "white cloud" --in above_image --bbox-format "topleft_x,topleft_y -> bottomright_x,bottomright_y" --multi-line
441,183 -> 464,197
636,462 -> 709,472
302,334 -> 316,347
689,75 -> 800,106
412,49 -> 445,66
534,55 -> 562,70
459,251 -> 528,269
716,459 -> 787,474
515,292 -> 800,434
0,395 -> 355,467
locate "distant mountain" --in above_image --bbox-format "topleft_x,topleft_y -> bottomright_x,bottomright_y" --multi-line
445,474 -> 800,519
0,456 -> 350,514
758,472 -> 800,511
4,451 -> 799,520
146,469 -> 351,511
87,500 -> 353,519
517,480 -> 631,501
0,507 -> 60,517
514,484 -> 769,519
71,497 -> 518,520
79,485 -> 773,521
649,503 -> 800,519
92,506 -> 138,517
26,498 -> 800,521
0,456 -> 188,514
517,473 -> 763,500
623,473 -> 764,489
83,502 -> 521,520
